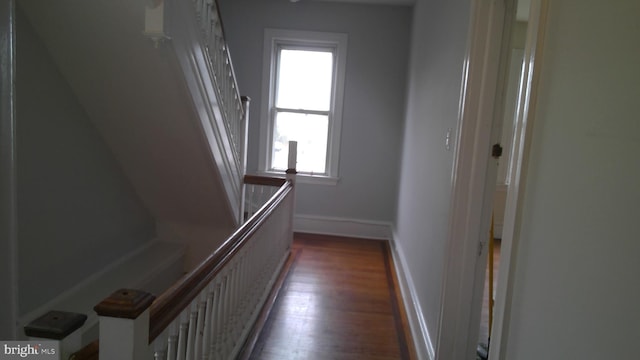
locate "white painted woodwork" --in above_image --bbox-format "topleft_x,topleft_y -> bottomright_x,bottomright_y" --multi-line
436,0 -> 508,357
244,184 -> 279,220
149,188 -> 294,359
394,0 -> 474,357
492,0 -> 640,358
161,0 -> 249,225
18,0 -> 244,228
219,0 -> 410,221
490,0 -> 547,357
389,231 -> 435,360
294,215 -> 392,240
258,29 -> 347,180
17,241 -> 185,343
287,141 -> 298,171
99,311 -> 152,359
96,181 -> 294,359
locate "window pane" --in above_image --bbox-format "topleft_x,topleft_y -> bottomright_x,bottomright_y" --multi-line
276,49 -> 333,111
272,112 -> 328,174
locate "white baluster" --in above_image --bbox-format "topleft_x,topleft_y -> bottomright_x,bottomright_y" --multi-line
176,312 -> 189,360
201,285 -> 215,360
229,263 -> 240,346
184,301 -> 199,360
153,328 -> 169,360
193,293 -> 207,360
248,184 -> 256,218
214,276 -> 227,359
167,322 -> 179,360
212,281 -> 224,359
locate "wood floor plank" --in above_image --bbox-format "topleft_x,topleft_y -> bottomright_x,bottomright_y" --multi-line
248,233 -> 416,360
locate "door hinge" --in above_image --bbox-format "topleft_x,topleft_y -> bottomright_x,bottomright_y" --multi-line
478,241 -> 485,256
492,143 -> 503,159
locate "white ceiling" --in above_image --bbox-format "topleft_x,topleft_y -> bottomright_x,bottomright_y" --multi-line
310,0 -> 415,6
311,0 -> 531,20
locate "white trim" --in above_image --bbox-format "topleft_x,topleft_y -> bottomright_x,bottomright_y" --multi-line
229,250 -> 290,359
16,240 -> 185,341
257,170 -> 339,186
259,29 -> 347,178
489,1 -> 549,358
390,230 -> 435,360
436,0 -> 507,358
493,184 -> 509,238
293,215 -> 391,240
167,0 -> 243,224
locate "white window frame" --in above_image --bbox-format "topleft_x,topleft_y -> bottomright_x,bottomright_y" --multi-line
259,29 -> 348,185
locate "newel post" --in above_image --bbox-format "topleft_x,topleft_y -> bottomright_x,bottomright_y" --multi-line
285,141 -> 297,248
285,140 -> 297,184
24,310 -> 87,359
94,289 -> 156,360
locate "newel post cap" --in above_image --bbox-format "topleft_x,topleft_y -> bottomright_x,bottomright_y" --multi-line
94,289 -> 156,319
24,310 -> 87,340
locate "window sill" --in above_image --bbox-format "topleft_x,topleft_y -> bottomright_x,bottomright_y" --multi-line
258,171 -> 339,186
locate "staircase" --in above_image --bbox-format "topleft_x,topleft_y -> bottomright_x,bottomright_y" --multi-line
19,0 -> 248,269
14,0 -> 265,351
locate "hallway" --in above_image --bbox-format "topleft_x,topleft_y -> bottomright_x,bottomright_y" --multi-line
245,233 -> 416,360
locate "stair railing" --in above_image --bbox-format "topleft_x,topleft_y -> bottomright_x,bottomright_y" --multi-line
191,0 -> 250,223
77,147 -> 297,360
193,0 -> 246,169
145,0 -> 250,223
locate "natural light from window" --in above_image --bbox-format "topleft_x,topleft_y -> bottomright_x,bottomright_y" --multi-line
271,49 -> 334,174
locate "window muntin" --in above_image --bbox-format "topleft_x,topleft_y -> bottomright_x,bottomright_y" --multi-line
271,47 -> 334,174
276,48 -> 333,111
260,29 -> 347,182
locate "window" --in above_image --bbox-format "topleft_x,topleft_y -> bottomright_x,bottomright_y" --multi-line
259,29 -> 347,184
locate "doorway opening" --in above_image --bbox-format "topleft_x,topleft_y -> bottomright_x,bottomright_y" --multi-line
476,0 -> 530,358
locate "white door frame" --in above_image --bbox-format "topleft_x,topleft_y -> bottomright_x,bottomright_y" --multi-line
435,0 -> 507,358
436,0 -> 549,358
0,0 -> 19,340
489,0 -> 549,358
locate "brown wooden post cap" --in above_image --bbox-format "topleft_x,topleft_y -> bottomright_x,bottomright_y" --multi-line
24,310 -> 88,340
94,289 -> 156,319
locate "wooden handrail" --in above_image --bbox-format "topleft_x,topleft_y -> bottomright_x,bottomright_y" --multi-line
148,180 -> 293,342
244,174 -> 286,187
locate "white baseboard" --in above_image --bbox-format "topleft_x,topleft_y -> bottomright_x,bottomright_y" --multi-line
17,240 -> 185,343
390,229 -> 435,360
293,215 -> 392,240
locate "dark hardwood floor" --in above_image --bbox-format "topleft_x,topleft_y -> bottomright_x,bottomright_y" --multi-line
246,233 -> 416,360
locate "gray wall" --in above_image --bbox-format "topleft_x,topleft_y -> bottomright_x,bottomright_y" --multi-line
0,0 -> 18,340
395,0 -> 472,347
218,0 -> 411,222
503,1 -> 640,358
16,6 -> 155,315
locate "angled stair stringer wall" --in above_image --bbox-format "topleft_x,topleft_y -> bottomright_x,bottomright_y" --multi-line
162,0 -> 246,227
18,0 -> 246,270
